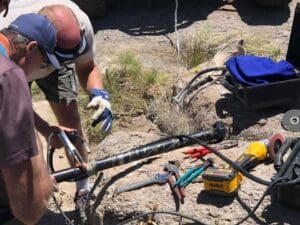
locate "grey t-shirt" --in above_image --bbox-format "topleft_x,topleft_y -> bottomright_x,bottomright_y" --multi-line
0,55 -> 38,168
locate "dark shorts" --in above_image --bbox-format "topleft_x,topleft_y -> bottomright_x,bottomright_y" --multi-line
0,179 -> 14,225
35,66 -> 78,105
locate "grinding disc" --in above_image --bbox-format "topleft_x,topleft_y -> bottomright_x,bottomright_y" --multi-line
267,133 -> 284,161
282,109 -> 300,132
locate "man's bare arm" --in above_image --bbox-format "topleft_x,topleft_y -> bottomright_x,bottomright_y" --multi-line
2,132 -> 54,225
76,60 -> 103,94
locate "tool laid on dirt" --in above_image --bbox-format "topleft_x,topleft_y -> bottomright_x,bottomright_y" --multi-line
182,139 -> 238,159
115,172 -> 171,194
174,158 -> 214,188
163,161 -> 185,203
182,146 -> 213,159
202,134 -> 284,195
52,121 -> 228,183
281,109 -> 300,132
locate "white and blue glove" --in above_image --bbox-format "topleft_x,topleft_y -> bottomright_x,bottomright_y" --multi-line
87,89 -> 113,133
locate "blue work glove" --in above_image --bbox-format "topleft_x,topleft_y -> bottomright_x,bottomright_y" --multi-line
86,89 -> 113,133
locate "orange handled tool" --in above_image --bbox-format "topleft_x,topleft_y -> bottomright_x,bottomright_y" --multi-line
191,149 -> 211,158
182,146 -> 214,159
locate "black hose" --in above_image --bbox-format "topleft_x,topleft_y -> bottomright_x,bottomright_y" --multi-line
184,66 -> 226,88
47,132 -> 57,173
53,122 -> 228,183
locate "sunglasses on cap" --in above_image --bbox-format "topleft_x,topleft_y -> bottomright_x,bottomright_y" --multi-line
54,30 -> 89,65
2,0 -> 10,17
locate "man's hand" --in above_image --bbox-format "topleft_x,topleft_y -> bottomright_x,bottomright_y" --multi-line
48,125 -> 77,148
86,89 -> 113,133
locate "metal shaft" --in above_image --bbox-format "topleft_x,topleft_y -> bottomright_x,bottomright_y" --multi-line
53,121 -> 227,183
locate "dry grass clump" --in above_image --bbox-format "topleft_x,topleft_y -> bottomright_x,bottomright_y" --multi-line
243,34 -> 282,60
181,28 -> 283,70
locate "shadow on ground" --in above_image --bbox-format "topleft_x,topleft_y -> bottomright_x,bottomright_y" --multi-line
215,93 -> 300,135
262,200 -> 300,224
234,0 -> 291,25
37,209 -> 77,225
92,0 -> 291,35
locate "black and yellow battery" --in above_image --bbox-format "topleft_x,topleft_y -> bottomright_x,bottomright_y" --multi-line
202,167 -> 243,195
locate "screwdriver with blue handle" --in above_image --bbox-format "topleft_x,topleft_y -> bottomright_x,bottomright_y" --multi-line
174,158 -> 214,188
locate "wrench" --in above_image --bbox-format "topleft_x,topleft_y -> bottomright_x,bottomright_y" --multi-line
116,172 -> 171,194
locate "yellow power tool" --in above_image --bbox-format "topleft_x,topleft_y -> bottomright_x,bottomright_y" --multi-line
202,134 -> 284,195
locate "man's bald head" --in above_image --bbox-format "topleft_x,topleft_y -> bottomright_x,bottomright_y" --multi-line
39,5 -> 81,49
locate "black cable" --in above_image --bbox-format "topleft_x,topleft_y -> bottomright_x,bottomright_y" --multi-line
178,135 -> 270,185
47,132 -> 57,173
117,210 -> 208,225
234,177 -> 286,225
184,67 -> 226,88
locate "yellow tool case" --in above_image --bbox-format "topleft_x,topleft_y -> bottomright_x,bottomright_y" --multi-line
202,167 -> 243,195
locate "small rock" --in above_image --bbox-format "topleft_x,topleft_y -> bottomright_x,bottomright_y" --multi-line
119,121 -> 131,128
257,119 -> 267,126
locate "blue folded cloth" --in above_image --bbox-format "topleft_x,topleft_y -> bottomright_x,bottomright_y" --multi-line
226,55 -> 297,86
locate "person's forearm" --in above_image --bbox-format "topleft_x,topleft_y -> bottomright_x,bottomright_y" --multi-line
3,132 -> 54,225
22,132 -> 54,224
76,61 -> 103,94
34,111 -> 51,138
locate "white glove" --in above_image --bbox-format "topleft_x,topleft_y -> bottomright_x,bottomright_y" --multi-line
86,89 -> 113,133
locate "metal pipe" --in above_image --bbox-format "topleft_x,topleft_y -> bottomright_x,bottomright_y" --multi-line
53,121 -> 227,183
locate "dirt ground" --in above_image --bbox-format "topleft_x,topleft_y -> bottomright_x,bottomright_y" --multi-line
31,0 -> 300,224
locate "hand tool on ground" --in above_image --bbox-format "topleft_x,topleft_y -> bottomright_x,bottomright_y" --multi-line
182,146 -> 213,159
182,140 -> 238,159
52,121 -> 228,183
202,133 -> 284,195
163,162 -> 185,203
174,158 -> 214,188
115,172 -> 171,194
